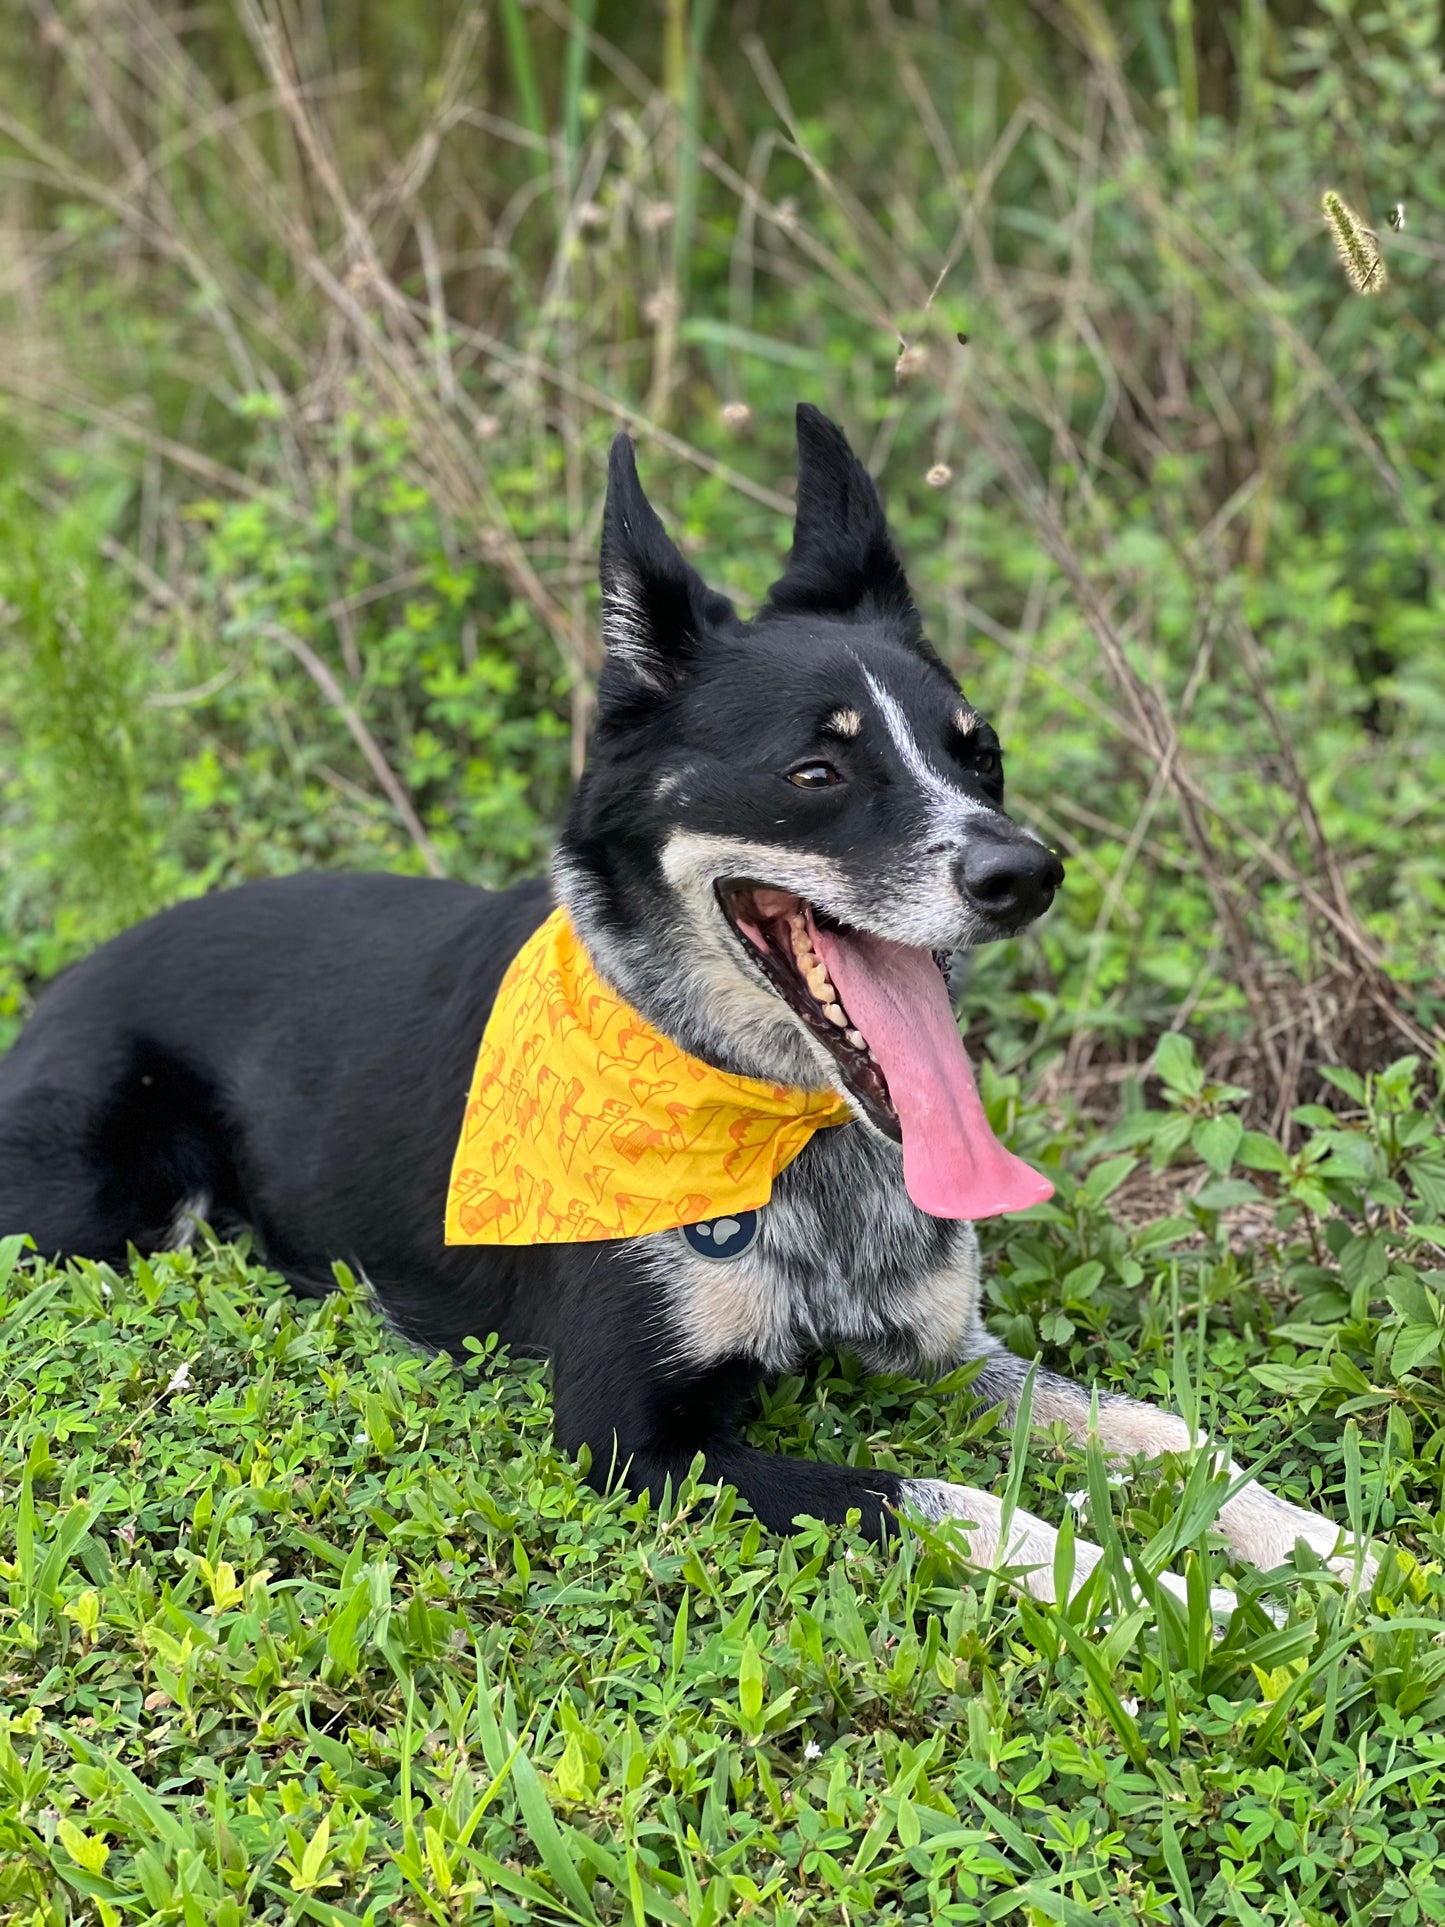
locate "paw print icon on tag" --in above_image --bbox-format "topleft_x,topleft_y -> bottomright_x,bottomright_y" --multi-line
682,1210 -> 761,1261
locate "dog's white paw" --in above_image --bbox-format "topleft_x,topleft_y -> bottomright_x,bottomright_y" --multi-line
1217,1480 -> 1376,1592
903,1478 -> 1096,1603
902,1478 -> 1238,1622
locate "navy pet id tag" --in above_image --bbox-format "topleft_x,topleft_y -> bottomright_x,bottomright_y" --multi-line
682,1209 -> 761,1262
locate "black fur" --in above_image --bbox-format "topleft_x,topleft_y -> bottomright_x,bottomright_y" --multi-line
0,405 -> 1067,1543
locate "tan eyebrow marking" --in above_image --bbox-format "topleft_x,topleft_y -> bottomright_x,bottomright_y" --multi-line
824,706 -> 862,737
954,706 -> 979,735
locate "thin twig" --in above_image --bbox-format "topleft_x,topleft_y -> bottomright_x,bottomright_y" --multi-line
259,621 -> 445,878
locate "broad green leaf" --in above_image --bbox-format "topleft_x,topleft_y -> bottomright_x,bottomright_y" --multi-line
738,1636 -> 764,1732
1154,1032 -> 1202,1098
1391,1323 -> 1442,1377
1079,1155 -> 1136,1208
1237,1130 -> 1290,1173
1384,1271 -> 1436,1326
1192,1113 -> 1243,1176
1340,1232 -> 1389,1294
57,1820 -> 109,1874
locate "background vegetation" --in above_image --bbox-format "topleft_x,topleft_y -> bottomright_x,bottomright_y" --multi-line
1,1 -> 1443,1921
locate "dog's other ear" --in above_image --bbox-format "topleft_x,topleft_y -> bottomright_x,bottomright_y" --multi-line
599,434 -> 737,697
760,404 -> 921,640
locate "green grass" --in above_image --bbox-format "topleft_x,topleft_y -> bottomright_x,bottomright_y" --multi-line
4,1056 -> 1445,1925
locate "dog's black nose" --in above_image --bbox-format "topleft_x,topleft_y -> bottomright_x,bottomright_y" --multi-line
956,836 -> 1064,924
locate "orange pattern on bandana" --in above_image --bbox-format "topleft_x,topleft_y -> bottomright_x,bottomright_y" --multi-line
444,907 -> 852,1245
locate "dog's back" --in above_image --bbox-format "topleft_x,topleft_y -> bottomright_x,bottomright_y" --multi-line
0,871 -> 550,1307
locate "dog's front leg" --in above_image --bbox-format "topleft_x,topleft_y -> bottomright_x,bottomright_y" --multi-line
552,1338 -> 1136,1602
968,1343 -> 1377,1589
548,1289 -> 1165,1605
550,1327 -> 913,1539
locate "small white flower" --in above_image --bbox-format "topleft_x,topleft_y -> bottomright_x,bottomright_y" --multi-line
804,1739 -> 823,1761
1120,1696 -> 1139,1717
165,1362 -> 192,1395
1066,1489 -> 1088,1512
925,463 -> 954,489
354,1429 -> 369,1445
100,1281 -> 113,1299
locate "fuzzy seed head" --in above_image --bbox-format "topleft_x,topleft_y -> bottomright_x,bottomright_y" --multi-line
1322,190 -> 1388,296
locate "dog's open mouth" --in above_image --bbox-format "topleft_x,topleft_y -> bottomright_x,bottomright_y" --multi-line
717,880 -> 1054,1222
716,883 -> 903,1137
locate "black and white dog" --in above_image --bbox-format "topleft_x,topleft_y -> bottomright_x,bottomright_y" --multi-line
0,406 -> 1370,1605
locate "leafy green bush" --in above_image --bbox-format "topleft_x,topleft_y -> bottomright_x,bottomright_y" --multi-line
184,407 -> 571,885
0,0 -> 1439,1095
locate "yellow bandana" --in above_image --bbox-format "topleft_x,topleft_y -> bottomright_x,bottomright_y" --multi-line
444,907 -> 853,1245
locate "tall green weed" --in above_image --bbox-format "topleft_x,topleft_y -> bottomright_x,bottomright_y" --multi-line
0,491 -> 160,976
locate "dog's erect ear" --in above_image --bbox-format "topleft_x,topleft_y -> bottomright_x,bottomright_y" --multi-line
599,434 -> 737,695
761,405 -> 920,639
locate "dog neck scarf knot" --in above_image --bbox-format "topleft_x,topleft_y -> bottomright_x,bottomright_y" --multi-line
445,907 -> 853,1246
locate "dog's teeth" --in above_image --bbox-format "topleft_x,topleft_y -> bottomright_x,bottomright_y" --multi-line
846,1028 -> 866,1049
824,1004 -> 848,1028
805,965 -> 838,1005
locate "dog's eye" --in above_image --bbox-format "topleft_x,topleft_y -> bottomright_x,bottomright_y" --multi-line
975,750 -> 999,775
789,762 -> 843,789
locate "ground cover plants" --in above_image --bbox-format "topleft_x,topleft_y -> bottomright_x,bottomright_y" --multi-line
4,1059 -> 1445,1924
1,0 -> 1443,1920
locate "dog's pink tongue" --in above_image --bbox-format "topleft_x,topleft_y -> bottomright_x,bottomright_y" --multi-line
812,924 -> 1053,1220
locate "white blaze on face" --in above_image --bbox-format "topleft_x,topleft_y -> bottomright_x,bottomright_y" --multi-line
861,669 -> 993,835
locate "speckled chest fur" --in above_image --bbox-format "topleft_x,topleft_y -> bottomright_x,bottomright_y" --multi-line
644,1122 -> 981,1380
